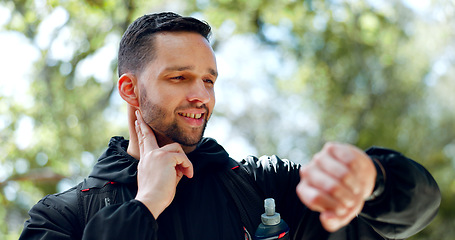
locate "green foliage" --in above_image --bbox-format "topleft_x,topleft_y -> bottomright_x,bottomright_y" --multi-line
1,0 -> 454,239
193,1 -> 455,239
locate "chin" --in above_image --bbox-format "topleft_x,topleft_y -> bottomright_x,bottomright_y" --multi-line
175,135 -> 203,147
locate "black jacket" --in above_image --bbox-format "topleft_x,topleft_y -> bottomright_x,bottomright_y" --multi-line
20,137 -> 441,240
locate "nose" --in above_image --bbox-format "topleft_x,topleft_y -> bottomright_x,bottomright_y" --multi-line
187,79 -> 211,104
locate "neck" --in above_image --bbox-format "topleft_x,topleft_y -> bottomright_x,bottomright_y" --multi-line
126,106 -> 140,159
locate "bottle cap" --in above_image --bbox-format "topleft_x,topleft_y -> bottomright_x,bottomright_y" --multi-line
261,198 -> 281,225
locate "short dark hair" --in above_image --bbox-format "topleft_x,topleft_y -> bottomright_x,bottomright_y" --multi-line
118,12 -> 212,77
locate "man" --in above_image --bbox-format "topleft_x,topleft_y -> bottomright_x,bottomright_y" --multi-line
20,12 -> 440,240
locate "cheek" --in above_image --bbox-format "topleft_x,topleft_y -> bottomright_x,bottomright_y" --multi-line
208,92 -> 216,110
207,97 -> 216,119
140,93 -> 169,121
209,88 -> 216,103
147,91 -> 173,107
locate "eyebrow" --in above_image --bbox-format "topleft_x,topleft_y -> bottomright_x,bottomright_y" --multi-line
164,65 -> 218,77
208,68 -> 218,77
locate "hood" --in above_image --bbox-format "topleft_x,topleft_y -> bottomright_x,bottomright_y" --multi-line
88,136 -> 233,183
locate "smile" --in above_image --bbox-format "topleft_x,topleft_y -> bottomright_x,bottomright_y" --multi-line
179,113 -> 203,119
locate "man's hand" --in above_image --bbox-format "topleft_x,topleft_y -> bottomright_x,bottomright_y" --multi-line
134,110 -> 194,219
296,142 -> 376,232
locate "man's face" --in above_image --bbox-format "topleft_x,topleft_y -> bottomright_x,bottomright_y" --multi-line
137,32 -> 217,148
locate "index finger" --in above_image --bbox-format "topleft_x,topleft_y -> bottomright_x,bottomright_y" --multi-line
135,110 -> 159,152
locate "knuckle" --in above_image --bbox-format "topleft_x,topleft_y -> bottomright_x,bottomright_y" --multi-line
309,193 -> 325,207
327,183 -> 341,195
169,142 -> 181,148
144,151 -> 154,158
313,151 -> 322,160
341,172 -> 353,184
324,141 -> 337,150
152,149 -> 166,159
313,153 -> 324,165
300,166 -> 311,176
139,133 -> 146,141
331,166 -> 348,181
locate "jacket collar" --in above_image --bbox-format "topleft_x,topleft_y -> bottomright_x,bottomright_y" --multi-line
88,136 -> 232,183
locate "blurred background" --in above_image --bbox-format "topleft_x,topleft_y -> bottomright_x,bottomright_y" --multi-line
0,0 -> 454,239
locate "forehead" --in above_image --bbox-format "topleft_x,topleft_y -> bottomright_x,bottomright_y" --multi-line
138,31 -> 217,83
154,32 -> 216,63
155,31 -> 211,47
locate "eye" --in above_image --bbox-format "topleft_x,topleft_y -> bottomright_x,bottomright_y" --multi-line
204,79 -> 214,84
171,76 -> 184,80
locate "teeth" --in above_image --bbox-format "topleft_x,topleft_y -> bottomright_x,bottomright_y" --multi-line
181,113 -> 202,119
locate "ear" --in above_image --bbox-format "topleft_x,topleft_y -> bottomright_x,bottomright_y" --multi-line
118,73 -> 139,107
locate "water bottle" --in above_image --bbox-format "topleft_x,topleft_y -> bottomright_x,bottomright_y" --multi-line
253,198 -> 290,240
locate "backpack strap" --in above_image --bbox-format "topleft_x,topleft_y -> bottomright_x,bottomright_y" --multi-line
76,182 -> 86,229
219,159 -> 265,235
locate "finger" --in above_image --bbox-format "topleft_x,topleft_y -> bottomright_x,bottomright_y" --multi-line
160,142 -> 186,153
323,143 -> 362,194
320,211 -> 346,232
328,142 -> 355,164
173,153 -> 194,179
159,147 -> 194,179
135,110 -> 159,152
313,152 -> 358,195
300,166 -> 356,210
176,164 -> 194,179
296,179 -> 340,214
134,119 -> 145,157
320,200 -> 364,232
320,210 -> 343,232
331,144 -> 375,196
313,151 -> 349,180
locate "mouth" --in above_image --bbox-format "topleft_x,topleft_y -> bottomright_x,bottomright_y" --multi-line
176,105 -> 210,127
178,112 -> 204,120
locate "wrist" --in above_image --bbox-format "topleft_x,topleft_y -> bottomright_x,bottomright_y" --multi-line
135,194 -> 166,219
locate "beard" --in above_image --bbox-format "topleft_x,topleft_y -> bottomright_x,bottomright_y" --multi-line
139,90 -> 209,147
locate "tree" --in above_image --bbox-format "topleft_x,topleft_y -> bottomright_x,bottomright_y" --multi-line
0,0 -> 139,237
188,0 -> 455,239
1,0 -> 453,239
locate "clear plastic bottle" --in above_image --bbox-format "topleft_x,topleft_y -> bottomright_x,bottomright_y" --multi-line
253,198 -> 290,240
